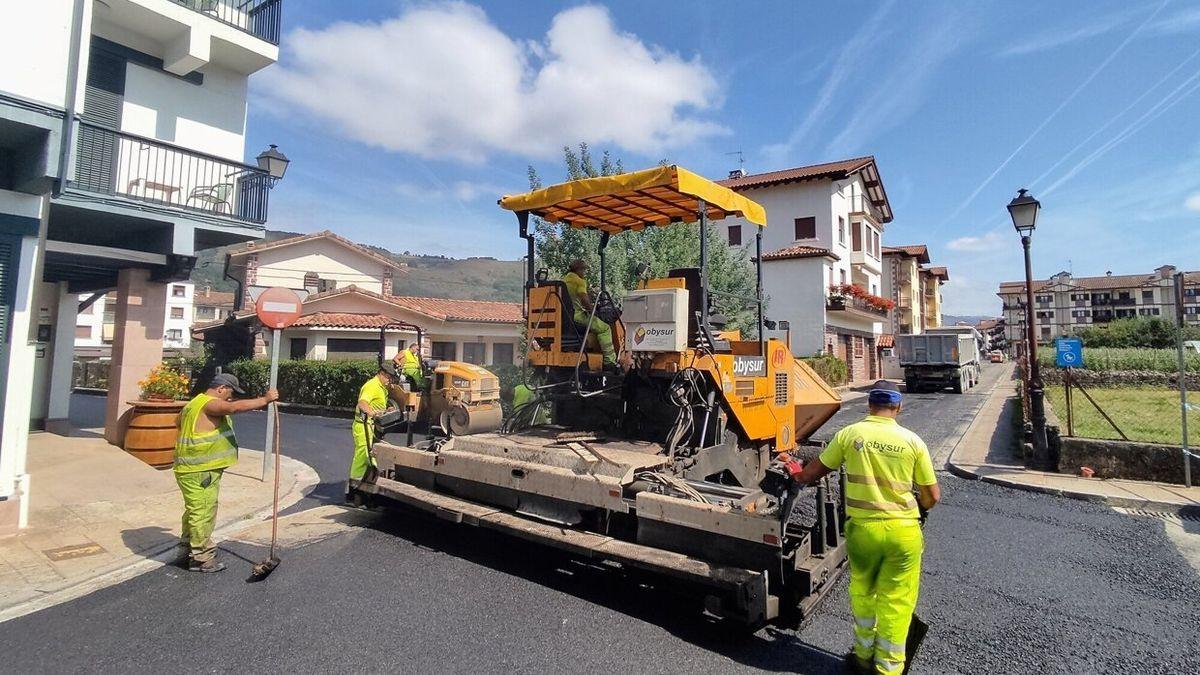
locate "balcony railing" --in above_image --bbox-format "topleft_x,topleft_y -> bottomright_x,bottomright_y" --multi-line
847,194 -> 882,221
827,295 -> 889,318
172,0 -> 283,44
73,121 -> 271,225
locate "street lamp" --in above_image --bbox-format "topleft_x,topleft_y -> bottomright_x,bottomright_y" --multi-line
256,144 -> 291,186
1008,188 -> 1051,470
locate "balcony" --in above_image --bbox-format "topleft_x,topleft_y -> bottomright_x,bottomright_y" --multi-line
72,121 -> 272,225
1110,297 -> 1136,306
827,285 -> 892,319
847,194 -> 884,223
172,0 -> 283,44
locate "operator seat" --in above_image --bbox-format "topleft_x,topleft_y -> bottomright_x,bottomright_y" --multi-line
536,275 -> 585,351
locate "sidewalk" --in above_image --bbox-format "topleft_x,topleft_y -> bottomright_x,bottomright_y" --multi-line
947,367 -> 1200,514
0,430 -> 319,620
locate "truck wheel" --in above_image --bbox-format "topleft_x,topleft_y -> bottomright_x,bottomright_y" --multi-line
905,378 -> 919,394
952,371 -> 964,394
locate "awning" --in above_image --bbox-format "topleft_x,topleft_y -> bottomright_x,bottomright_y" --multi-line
499,165 -> 767,232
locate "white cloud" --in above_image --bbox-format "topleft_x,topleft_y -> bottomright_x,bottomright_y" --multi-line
394,180 -> 509,203
259,3 -> 725,163
946,231 -> 1006,252
1186,192 -> 1200,212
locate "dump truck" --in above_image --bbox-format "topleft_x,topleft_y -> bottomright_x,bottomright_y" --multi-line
898,326 -> 982,393
351,166 -> 847,629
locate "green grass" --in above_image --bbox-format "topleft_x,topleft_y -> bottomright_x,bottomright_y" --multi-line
1037,346 -> 1200,373
1046,386 -> 1199,445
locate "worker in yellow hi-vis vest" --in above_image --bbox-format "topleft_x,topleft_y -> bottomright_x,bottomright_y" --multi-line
563,259 -> 617,369
175,373 -> 277,573
393,342 -> 427,389
779,380 -> 940,675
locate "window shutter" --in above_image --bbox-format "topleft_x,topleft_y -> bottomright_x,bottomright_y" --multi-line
0,236 -> 16,344
75,46 -> 126,192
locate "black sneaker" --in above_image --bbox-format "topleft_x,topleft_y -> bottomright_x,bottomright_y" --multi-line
188,560 -> 227,573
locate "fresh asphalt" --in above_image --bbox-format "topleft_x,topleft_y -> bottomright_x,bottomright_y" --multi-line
4,369 -> 1197,673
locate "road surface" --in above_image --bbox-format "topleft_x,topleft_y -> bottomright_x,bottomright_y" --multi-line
6,367 -> 1196,674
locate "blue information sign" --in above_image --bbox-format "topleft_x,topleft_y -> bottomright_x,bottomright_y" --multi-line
1056,337 -> 1083,368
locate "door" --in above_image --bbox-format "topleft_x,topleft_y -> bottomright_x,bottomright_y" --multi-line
289,337 -> 308,360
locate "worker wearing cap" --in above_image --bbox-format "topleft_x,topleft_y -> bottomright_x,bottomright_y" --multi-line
782,380 -> 940,675
175,373 -> 278,573
393,342 -> 426,390
350,364 -> 395,484
563,259 -> 617,369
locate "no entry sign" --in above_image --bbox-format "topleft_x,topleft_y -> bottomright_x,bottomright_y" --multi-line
255,286 -> 303,329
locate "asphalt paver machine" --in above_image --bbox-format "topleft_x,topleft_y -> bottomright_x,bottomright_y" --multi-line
354,166 -> 848,628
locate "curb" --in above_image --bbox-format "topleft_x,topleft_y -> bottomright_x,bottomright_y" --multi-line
944,366 -> 1194,515
0,454 -> 321,623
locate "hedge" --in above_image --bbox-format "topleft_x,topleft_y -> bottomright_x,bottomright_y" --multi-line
802,354 -> 849,387
1036,346 -> 1199,373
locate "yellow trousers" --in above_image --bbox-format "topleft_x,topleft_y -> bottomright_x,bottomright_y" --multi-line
176,469 -> 224,563
573,309 -> 616,365
846,518 -> 924,675
350,417 -> 377,481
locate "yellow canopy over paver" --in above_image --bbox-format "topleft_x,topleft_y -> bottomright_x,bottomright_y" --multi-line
499,165 -> 767,233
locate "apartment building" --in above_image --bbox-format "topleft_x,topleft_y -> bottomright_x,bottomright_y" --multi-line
0,0 -> 284,534
998,265 -> 1200,345
718,157 -> 894,382
881,245 -> 929,335
921,267 -> 948,329
975,317 -> 1007,351
202,231 -> 524,365
193,284 -> 235,324
75,280 -> 193,351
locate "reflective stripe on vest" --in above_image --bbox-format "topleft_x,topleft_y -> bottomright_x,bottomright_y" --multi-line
174,393 -> 238,473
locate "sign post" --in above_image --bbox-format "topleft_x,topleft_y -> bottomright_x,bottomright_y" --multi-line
1056,338 -> 1083,438
254,287 -> 303,482
1173,272 -> 1191,488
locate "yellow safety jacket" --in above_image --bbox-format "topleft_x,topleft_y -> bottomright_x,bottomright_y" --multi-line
174,393 -> 238,474
398,349 -> 421,374
819,415 -> 936,520
563,271 -> 588,310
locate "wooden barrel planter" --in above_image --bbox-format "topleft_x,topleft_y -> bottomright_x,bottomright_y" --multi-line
123,400 -> 186,469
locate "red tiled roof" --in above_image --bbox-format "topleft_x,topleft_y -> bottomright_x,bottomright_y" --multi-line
391,295 -> 524,323
194,290 -> 236,307
292,312 -> 406,329
998,269 -> 1200,293
227,230 -> 407,272
760,244 -> 839,262
717,157 -> 875,190
882,244 -> 930,264
927,266 -> 949,280
876,334 -> 895,349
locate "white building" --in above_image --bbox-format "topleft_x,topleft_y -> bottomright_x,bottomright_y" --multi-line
0,0 -> 285,534
75,281 -> 193,350
199,231 -> 524,365
718,157 -> 894,382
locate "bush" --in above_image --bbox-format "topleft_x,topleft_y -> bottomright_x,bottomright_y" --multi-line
803,354 -> 849,387
224,359 -> 378,408
1037,346 -> 1199,373
1072,317 -> 1200,349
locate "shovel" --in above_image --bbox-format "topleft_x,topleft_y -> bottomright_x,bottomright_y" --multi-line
248,404 -> 283,582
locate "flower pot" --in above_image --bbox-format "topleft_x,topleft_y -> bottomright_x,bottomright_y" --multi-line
124,400 -> 186,469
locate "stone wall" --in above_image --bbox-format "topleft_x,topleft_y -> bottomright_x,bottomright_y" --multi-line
1042,369 -> 1200,389
1057,437 -> 1191,485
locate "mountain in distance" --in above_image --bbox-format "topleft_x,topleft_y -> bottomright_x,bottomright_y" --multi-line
189,230 -> 525,302
942,314 -> 995,327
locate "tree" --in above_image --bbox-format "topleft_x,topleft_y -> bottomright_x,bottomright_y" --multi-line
528,143 -> 761,334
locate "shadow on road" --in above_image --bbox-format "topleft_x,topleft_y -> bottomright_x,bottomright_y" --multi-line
358,505 -> 846,674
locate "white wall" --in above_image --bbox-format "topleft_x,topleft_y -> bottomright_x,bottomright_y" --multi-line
252,240 -> 389,295
75,282 -> 192,350
119,60 -> 248,162
0,0 -> 88,108
163,281 -> 193,348
762,257 -> 827,357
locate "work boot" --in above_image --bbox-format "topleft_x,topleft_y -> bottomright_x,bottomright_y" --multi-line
188,559 -> 227,573
842,652 -> 872,675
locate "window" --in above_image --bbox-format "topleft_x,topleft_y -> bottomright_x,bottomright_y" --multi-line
1040,327 -> 1051,339
728,225 -> 742,246
165,329 -> 182,341
171,285 -> 186,297
492,343 -> 514,365
462,342 -> 486,364
1142,290 -> 1154,301
839,269 -> 847,285
837,217 -> 845,245
1185,288 -> 1199,297
326,338 -> 379,360
432,341 -> 456,360
872,230 -> 880,258
1138,308 -> 1160,316
852,223 -> 862,251
1118,291 -> 1131,300
75,326 -> 91,339
304,271 -> 319,289
289,338 -> 308,359
871,284 -> 878,296
793,217 -> 816,240
1036,294 -> 1052,304
195,306 -> 215,320
169,307 -> 184,319
1186,306 -> 1200,315
1035,310 -> 1054,318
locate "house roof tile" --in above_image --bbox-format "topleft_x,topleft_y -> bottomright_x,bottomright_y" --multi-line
193,290 -> 236,307
390,295 -> 524,323
877,333 -> 895,349
227,230 -> 407,273
927,266 -> 949,280
717,156 -> 893,223
997,270 -> 1200,294
882,244 -> 931,264
760,244 -> 839,262
291,312 -> 403,329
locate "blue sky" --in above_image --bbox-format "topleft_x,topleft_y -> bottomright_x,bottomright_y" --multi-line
244,0 -> 1200,314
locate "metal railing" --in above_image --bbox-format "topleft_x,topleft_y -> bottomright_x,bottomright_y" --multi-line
827,295 -> 889,317
172,0 -> 283,44
847,194 -> 881,221
73,121 -> 272,224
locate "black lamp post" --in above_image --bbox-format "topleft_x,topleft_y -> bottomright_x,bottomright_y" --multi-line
1007,188 -> 1051,469
256,144 -> 291,186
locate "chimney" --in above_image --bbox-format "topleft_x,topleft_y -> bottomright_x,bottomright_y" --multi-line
1106,271 -> 1112,277
728,168 -> 746,179
1157,264 -> 1176,279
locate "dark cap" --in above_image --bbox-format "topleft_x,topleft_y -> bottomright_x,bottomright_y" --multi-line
868,379 -> 902,406
869,380 -> 900,393
210,373 -> 245,395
